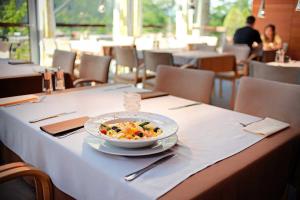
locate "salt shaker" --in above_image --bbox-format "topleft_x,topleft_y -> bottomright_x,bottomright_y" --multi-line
123,92 -> 141,112
55,66 -> 65,91
279,49 -> 285,63
43,69 -> 53,94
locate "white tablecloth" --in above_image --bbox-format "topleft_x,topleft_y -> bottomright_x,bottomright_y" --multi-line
0,59 -> 47,79
0,85 -> 265,200
172,50 -> 222,65
267,61 -> 300,68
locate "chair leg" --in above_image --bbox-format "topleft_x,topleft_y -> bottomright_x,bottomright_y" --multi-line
219,78 -> 223,98
230,79 -> 236,109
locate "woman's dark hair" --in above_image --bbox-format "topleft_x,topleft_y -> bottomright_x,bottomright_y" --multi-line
264,24 -> 276,42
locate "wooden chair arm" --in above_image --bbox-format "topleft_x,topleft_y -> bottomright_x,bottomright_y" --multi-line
0,162 -> 26,172
73,78 -> 104,87
0,163 -> 53,200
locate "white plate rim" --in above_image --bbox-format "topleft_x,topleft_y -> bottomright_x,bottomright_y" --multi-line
84,111 -> 178,144
85,134 -> 178,156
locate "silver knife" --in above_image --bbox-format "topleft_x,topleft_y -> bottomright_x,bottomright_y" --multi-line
104,85 -> 132,91
124,154 -> 175,181
29,111 -> 76,123
168,102 -> 201,110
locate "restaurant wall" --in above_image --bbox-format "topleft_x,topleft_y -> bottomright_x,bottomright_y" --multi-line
252,0 -> 300,60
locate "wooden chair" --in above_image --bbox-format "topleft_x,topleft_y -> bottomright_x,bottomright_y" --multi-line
249,61 -> 300,85
142,51 -> 173,89
223,44 -> 251,75
52,50 -> 77,76
154,65 -> 215,104
261,50 -> 277,63
198,55 -> 242,108
0,162 -> 53,200
114,46 -> 144,86
74,54 -> 111,87
235,77 -> 300,127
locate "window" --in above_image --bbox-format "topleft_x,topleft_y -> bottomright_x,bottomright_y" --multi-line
0,0 -> 30,60
54,0 -> 114,38
142,0 -> 175,35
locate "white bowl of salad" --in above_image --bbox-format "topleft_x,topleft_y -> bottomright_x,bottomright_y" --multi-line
84,112 -> 178,148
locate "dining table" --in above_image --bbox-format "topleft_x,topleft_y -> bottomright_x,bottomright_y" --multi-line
0,84 -> 299,200
138,49 -> 230,67
267,61 -> 300,68
0,59 -> 73,98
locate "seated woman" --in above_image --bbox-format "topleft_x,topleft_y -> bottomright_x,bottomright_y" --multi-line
261,24 -> 282,51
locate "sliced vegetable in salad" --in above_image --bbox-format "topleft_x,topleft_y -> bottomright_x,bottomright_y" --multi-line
99,121 -> 162,140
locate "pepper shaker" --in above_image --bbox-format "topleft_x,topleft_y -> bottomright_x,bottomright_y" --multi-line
43,69 -> 53,94
55,66 -> 65,91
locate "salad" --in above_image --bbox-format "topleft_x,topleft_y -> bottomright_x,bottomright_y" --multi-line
99,121 -> 162,140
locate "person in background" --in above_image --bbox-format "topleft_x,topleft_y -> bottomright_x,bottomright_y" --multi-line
261,24 -> 282,51
233,16 -> 262,50
233,16 -> 262,61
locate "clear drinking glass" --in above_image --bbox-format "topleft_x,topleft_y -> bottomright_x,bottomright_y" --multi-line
123,92 -> 141,112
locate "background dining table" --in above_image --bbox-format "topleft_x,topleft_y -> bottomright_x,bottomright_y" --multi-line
0,59 -> 73,98
137,49 -> 228,66
267,61 -> 300,68
0,84 -> 299,200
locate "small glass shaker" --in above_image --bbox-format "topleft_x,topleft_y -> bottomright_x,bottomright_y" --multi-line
123,92 -> 141,112
42,69 -> 53,94
275,50 -> 280,62
55,66 -> 65,91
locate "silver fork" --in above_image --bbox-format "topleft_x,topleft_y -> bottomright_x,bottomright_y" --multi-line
29,111 -> 76,123
124,154 -> 175,181
168,102 -> 201,110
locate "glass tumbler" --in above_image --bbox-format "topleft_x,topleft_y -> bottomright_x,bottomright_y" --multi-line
123,92 -> 141,112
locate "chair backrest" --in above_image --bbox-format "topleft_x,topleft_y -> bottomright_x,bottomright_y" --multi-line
114,46 -> 139,69
261,50 -> 276,63
198,55 -> 236,73
249,61 -> 300,85
143,51 -> 173,72
187,43 -> 216,52
235,77 -> 300,127
223,44 -> 250,63
0,41 -> 11,58
154,65 -> 215,103
79,54 -> 111,83
52,50 -> 76,75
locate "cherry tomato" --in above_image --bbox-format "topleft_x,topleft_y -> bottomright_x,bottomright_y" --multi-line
100,129 -> 107,134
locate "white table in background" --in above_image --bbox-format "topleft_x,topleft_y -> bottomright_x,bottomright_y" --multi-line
267,61 -> 300,68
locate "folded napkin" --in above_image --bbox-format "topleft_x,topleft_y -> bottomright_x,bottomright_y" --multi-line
0,95 -> 39,107
8,60 -> 33,65
138,91 -> 169,100
243,117 -> 289,137
40,116 -> 89,136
